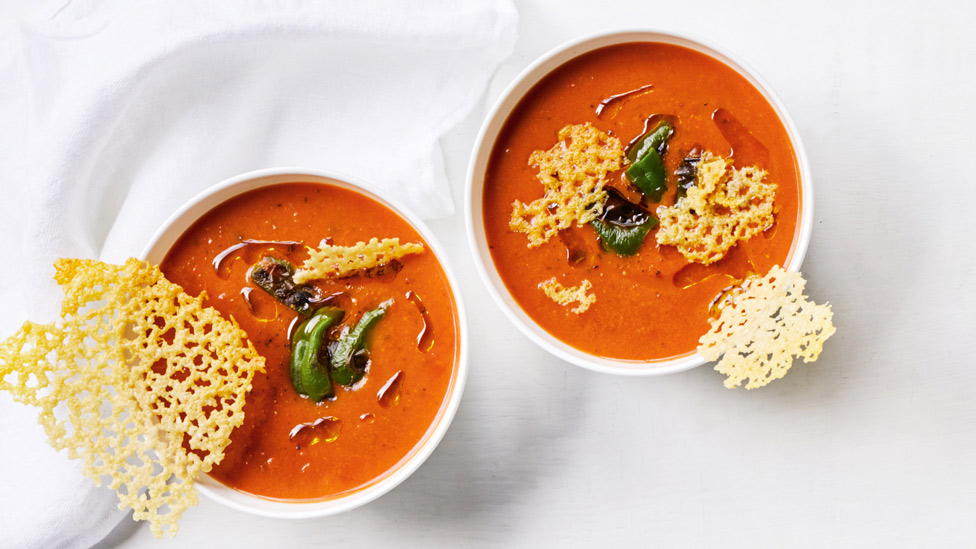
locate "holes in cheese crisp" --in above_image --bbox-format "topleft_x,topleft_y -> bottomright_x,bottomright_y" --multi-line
656,152 -> 777,265
294,238 -> 424,283
0,258 -> 264,538
540,278 -> 596,315
510,124 -> 624,247
698,266 -> 835,389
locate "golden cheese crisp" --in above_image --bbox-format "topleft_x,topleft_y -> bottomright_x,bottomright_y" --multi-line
656,152 -> 777,265
698,265 -> 835,389
0,258 -> 265,538
540,278 -> 596,314
294,237 -> 424,283
511,123 -> 624,247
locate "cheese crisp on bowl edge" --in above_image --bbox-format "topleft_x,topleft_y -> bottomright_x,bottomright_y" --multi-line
0,258 -> 265,538
699,265 -> 835,389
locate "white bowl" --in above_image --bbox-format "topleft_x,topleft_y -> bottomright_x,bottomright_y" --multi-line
465,29 -> 813,376
142,168 -> 468,518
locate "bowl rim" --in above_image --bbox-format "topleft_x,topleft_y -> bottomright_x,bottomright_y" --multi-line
464,28 -> 813,376
141,167 -> 469,518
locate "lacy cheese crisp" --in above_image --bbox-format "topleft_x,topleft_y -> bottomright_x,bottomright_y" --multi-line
0,258 -> 265,537
294,237 -> 424,283
699,265 -> 835,389
656,152 -> 777,265
511,123 -> 624,247
540,278 -> 596,314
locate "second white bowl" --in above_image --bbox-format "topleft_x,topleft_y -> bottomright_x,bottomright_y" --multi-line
465,29 -> 813,376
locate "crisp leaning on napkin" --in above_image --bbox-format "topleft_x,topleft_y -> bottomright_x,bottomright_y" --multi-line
0,1 -> 516,546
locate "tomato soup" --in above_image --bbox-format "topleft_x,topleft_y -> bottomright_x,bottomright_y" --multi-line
483,42 -> 801,361
161,182 -> 459,500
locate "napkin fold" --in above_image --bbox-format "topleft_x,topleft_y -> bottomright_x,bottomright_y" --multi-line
0,0 -> 516,546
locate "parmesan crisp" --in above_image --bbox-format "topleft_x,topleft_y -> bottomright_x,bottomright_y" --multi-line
540,278 -> 596,314
698,265 -> 835,389
294,237 -> 424,283
0,258 -> 265,537
511,123 -> 624,247
656,152 -> 777,264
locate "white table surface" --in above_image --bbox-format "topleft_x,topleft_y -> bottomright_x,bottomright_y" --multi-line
4,0 -> 975,547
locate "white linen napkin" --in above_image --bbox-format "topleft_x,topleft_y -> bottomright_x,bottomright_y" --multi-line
0,0 -> 516,546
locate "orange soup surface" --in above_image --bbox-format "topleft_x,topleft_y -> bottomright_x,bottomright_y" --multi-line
161,182 -> 459,500
483,42 -> 802,360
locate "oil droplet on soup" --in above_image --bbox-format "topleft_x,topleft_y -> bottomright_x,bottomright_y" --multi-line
211,239 -> 301,279
377,371 -> 404,409
289,416 -> 342,449
672,244 -> 757,289
712,108 -> 770,168
406,291 -> 435,352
